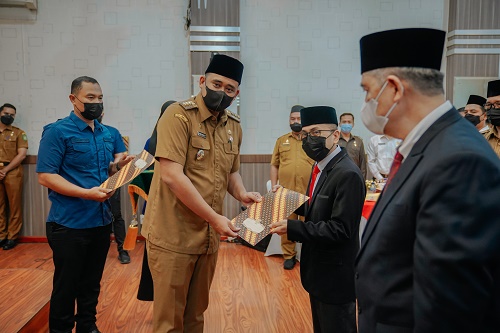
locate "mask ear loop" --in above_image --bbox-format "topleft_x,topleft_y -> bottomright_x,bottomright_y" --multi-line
375,81 -> 389,101
380,80 -> 405,119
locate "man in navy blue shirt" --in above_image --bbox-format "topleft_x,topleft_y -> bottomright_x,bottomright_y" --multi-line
37,76 -> 133,333
97,113 -> 130,264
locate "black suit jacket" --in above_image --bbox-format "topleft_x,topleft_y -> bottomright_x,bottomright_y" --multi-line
288,148 -> 366,304
355,109 -> 500,333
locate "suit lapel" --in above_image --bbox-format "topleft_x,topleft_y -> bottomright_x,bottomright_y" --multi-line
357,108 -> 461,260
309,150 -> 347,208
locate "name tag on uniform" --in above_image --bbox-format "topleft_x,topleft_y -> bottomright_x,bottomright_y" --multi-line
197,132 -> 207,139
378,143 -> 386,145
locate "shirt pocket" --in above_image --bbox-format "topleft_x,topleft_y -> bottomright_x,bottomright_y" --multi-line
103,137 -> 115,165
67,138 -> 93,168
4,140 -> 16,153
223,141 -> 239,173
278,144 -> 292,163
188,135 -> 210,170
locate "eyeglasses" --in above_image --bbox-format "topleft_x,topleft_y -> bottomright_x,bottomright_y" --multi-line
300,129 -> 334,139
484,102 -> 500,110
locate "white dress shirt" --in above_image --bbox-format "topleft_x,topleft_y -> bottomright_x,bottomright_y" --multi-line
366,135 -> 401,180
311,144 -> 341,194
399,100 -> 452,159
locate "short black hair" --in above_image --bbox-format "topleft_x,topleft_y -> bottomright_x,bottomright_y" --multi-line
340,112 -> 354,122
71,76 -> 99,95
0,103 -> 16,113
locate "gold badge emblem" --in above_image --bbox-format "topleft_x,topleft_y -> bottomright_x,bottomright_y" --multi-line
174,113 -> 188,122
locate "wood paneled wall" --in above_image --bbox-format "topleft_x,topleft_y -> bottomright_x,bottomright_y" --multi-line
446,0 -> 500,101
448,0 -> 499,30
18,155 -> 272,237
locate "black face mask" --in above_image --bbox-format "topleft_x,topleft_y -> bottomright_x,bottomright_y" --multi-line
302,133 -> 334,162
203,86 -> 233,112
1,115 -> 14,126
488,108 -> 500,127
465,113 -> 481,126
290,123 -> 302,133
74,96 -> 104,120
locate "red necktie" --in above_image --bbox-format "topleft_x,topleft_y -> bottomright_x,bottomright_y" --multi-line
308,165 -> 321,203
385,151 -> 403,187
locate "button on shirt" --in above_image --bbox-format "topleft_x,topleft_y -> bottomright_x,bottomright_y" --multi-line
366,135 -> 401,180
36,112 -> 115,229
142,93 -> 242,255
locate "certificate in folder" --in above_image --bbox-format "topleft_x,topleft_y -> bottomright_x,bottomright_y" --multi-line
100,150 -> 155,190
231,187 -> 309,246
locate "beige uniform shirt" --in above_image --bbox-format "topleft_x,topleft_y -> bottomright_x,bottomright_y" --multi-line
0,125 -> 28,163
338,134 -> 367,179
142,93 -> 242,255
271,132 -> 314,193
484,126 -> 500,159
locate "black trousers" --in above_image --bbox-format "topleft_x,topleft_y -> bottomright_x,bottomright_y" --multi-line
136,246 -> 154,301
110,188 -> 126,251
46,222 -> 111,333
309,295 -> 356,333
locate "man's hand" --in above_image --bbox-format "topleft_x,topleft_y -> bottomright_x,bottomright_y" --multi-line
240,191 -> 262,207
270,219 -> 288,235
117,154 -> 135,170
208,214 -> 240,237
85,187 -> 114,202
271,184 -> 282,193
0,169 -> 6,180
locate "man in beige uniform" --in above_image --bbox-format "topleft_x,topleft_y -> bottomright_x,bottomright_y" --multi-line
0,103 -> 28,250
484,79 -> 500,158
338,113 -> 367,179
142,54 -> 261,333
271,105 -> 314,269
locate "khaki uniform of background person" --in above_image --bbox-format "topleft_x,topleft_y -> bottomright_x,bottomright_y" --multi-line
141,54 -> 261,333
271,105 -> 314,269
0,103 -> 28,250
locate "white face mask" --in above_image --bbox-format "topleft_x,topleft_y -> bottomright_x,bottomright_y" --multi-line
361,80 -> 402,135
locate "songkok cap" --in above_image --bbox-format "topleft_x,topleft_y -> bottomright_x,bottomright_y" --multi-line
360,28 -> 446,73
300,106 -> 338,127
466,95 -> 486,107
205,54 -> 244,84
487,79 -> 500,98
290,105 -> 304,114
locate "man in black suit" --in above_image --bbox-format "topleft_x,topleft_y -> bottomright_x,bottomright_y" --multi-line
355,28 -> 500,333
271,106 -> 365,333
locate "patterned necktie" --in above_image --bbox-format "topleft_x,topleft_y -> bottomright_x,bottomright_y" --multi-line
385,151 -> 403,188
308,164 -> 321,203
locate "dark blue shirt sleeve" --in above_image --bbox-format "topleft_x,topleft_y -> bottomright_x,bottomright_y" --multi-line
36,125 -> 65,174
107,125 -> 126,154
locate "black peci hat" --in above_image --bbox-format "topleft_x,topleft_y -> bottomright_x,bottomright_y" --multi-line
466,95 -> 486,106
487,80 -> 500,98
360,28 -> 446,74
205,54 -> 244,84
300,106 -> 338,127
290,105 -> 304,114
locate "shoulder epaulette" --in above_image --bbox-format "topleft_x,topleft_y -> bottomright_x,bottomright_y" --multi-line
179,99 -> 198,111
227,110 -> 241,123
